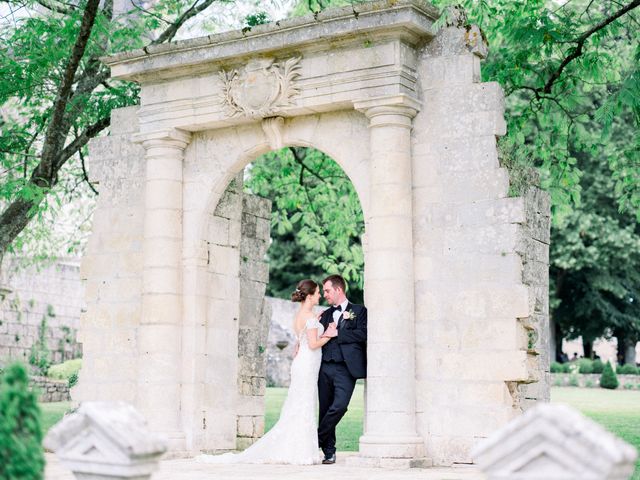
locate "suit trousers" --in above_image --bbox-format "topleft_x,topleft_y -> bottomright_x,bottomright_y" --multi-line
317,360 -> 357,456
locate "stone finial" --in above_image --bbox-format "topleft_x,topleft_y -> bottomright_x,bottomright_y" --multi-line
472,403 -> 638,480
44,402 -> 167,480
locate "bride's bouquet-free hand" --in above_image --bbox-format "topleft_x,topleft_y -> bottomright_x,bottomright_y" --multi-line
322,322 -> 338,338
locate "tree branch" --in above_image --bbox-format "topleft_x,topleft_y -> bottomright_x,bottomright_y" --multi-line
56,116 -> 110,170
0,0 -> 101,255
37,0 -> 101,188
288,147 -> 326,183
78,147 -> 98,195
151,0 -> 218,45
542,0 -> 640,94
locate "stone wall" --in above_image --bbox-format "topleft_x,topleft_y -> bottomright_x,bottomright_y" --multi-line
77,106 -> 273,452
514,187 -> 551,409
0,260 -> 83,367
236,185 -> 272,449
265,297 -> 324,387
31,376 -> 71,402
412,21 -> 551,464
73,106 -> 145,407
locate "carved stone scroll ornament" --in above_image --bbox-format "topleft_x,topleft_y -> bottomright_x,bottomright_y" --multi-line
219,57 -> 302,117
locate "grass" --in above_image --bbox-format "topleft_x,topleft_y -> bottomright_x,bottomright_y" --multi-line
40,401 -> 72,434
552,387 -> 640,480
40,386 -> 640,476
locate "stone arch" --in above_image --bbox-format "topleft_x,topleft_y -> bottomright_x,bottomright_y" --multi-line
179,113 -> 371,452
77,0 -> 551,467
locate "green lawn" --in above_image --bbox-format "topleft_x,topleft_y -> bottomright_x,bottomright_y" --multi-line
41,386 -> 639,477
552,387 -> 640,479
40,401 -> 72,434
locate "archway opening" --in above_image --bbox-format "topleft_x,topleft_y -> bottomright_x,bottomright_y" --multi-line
203,145 -> 366,456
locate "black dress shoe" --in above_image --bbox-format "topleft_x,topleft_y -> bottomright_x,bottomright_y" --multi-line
322,453 -> 336,464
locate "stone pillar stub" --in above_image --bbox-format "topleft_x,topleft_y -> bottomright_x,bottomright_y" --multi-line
132,128 -> 191,449
350,94 -> 426,465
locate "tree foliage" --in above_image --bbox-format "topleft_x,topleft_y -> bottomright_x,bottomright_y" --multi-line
434,0 -> 640,219
0,363 -> 44,480
0,0 -> 286,264
245,147 -> 365,302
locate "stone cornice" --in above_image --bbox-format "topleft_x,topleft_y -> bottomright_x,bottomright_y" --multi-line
102,0 -> 439,82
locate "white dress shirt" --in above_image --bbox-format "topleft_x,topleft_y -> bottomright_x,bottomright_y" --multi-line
332,299 -> 350,324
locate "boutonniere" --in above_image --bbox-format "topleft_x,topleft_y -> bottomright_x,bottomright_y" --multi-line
342,310 -> 356,321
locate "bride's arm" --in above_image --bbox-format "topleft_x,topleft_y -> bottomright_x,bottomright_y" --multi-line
306,328 -> 331,350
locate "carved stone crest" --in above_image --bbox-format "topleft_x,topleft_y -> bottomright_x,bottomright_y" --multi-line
219,57 -> 302,117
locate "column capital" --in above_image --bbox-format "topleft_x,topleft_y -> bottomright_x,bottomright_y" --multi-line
132,128 -> 192,149
354,94 -> 421,128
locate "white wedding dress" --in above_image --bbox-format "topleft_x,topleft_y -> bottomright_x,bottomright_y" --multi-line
198,317 -> 324,465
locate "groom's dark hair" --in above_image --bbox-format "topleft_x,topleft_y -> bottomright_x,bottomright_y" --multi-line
323,274 -> 346,293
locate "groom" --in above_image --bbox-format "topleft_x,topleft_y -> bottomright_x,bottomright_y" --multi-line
318,274 -> 367,464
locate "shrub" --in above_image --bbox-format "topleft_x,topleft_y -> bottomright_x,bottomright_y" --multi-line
600,361 -> 619,390
577,358 -> 594,374
623,383 -> 634,390
0,363 -> 45,480
47,359 -> 82,381
552,377 -> 563,387
568,374 -> 579,387
28,317 -> 50,376
562,363 -> 572,373
592,359 -> 604,374
550,362 -> 564,373
68,373 -> 78,389
617,364 -> 639,375
584,379 -> 594,388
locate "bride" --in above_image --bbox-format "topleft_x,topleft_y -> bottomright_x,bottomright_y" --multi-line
197,279 -> 337,465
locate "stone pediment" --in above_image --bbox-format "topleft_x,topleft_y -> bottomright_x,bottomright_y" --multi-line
45,402 -> 167,477
472,404 -> 638,480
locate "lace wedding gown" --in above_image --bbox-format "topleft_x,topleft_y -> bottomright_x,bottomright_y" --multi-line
198,317 -> 324,465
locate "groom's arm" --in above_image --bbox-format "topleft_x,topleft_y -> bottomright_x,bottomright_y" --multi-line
336,306 -> 367,344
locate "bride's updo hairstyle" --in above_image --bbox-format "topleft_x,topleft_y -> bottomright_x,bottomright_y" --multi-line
291,279 -> 318,303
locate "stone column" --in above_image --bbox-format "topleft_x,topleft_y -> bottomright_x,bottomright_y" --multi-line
354,95 -> 424,463
133,129 -> 191,449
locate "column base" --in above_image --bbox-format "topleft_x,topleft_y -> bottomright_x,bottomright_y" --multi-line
345,455 -> 433,469
164,430 -> 186,453
358,434 -> 425,458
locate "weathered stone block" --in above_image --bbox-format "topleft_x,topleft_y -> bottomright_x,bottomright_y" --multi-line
242,191 -> 271,216
44,401 -> 167,480
473,404 -> 638,480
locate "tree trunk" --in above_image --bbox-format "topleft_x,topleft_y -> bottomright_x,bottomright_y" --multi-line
550,316 -> 564,362
614,327 -> 626,365
582,338 -> 593,359
623,333 -> 637,366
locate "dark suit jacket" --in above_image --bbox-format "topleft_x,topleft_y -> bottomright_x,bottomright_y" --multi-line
320,302 -> 367,379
